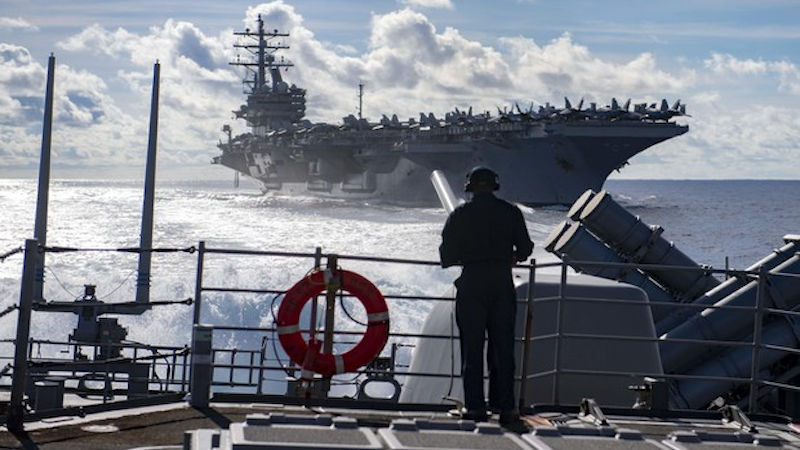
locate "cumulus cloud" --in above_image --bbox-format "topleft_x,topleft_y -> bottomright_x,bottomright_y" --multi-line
401,0 -> 455,9
34,19 -> 240,171
0,17 -> 38,32
357,9 -> 513,113
704,53 -> 800,94
628,103 -> 800,180
1,1 -> 798,180
0,44 -> 46,134
58,24 -> 135,58
501,33 -> 693,104
0,44 -> 133,169
705,53 -> 768,75
58,20 -> 233,73
245,6 -> 692,122
620,51 -> 800,180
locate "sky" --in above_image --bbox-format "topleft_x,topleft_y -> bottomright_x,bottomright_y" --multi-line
1,0 -> 798,181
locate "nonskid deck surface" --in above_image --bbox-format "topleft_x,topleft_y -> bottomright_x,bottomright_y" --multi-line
1,402 -> 250,450
0,401 -> 459,449
3,400 -> 800,450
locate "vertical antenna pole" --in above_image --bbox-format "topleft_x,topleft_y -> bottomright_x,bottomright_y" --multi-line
33,54 -> 56,301
136,61 -> 160,304
358,83 -> 364,120
257,15 -> 266,89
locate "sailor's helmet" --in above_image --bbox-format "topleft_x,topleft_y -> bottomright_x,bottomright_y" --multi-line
464,166 -> 500,192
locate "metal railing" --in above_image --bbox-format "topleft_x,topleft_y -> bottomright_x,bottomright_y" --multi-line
188,241 -> 451,402
521,259 -> 800,416
2,239 -> 799,423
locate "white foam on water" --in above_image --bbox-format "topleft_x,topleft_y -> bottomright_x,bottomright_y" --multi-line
2,179 -> 798,395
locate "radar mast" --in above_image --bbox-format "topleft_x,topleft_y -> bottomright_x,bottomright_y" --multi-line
230,15 -> 306,133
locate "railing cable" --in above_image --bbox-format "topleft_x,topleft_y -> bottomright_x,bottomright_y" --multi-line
43,245 -> 196,254
0,246 -> 23,262
0,305 -> 18,319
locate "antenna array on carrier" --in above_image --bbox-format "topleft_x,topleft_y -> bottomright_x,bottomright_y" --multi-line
229,15 -> 306,132
231,14 -> 292,92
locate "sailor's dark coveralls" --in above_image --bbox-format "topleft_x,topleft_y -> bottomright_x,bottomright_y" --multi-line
439,192 -> 534,413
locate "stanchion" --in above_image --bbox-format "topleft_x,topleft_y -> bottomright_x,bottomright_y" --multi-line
190,324 -> 213,408
8,239 -> 38,432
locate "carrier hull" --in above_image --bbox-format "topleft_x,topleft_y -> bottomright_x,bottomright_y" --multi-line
215,120 -> 687,206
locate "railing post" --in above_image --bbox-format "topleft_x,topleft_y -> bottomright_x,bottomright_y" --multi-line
258,336 -> 268,395
748,266 -> 767,413
553,262 -> 568,405
190,324 -> 213,408
323,254 -> 339,356
308,248 -> 322,344
8,239 -> 39,432
193,241 -> 206,326
517,260 -> 536,411
190,237 -> 210,406
320,254 -> 339,396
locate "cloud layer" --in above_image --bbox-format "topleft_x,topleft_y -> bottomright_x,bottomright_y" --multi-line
0,17 -> 38,32
0,1 -> 798,179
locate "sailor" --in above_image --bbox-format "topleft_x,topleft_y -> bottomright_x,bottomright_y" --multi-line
439,166 -> 534,425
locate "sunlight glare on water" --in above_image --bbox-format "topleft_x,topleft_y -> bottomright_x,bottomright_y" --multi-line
2,178 -> 798,358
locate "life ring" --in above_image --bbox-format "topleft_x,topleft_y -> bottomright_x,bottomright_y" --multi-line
276,268 -> 390,377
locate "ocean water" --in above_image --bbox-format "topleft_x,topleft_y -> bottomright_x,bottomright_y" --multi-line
1,178 -> 798,368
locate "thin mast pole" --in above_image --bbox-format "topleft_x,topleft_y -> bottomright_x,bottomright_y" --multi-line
358,83 -> 364,120
136,61 -> 160,304
257,16 -> 266,89
33,53 -> 56,301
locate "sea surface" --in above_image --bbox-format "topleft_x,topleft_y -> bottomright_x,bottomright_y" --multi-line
1,179 -> 798,376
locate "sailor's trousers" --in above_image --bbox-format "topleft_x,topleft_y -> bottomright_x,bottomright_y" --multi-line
455,262 -> 517,412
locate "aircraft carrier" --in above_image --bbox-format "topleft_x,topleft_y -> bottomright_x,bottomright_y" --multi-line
212,16 -> 689,206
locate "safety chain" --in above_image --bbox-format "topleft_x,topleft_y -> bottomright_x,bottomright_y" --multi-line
43,245 -> 196,254
29,346 -> 191,368
0,305 -> 19,318
32,298 -> 193,310
0,246 -> 23,262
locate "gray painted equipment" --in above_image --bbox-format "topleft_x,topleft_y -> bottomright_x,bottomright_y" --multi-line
566,189 -> 597,221
400,273 -> 662,408
543,221 -> 572,254
579,190 -> 720,300
671,315 -> 800,410
659,254 -> 800,374
546,190 -> 800,412
552,223 -> 677,322
655,238 -> 799,335
430,170 -> 461,214
190,324 -> 213,408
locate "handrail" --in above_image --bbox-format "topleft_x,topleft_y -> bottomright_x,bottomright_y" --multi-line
179,241 -> 800,413
4,239 -> 798,419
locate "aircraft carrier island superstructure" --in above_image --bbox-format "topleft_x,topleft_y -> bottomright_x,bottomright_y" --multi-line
213,16 -> 689,206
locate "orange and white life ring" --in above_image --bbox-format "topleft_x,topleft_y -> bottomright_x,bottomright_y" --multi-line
276,268 -> 390,377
